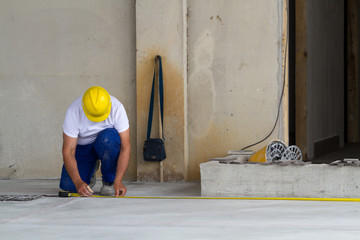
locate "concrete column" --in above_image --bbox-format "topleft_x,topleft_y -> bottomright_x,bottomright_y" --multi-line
187,0 -> 284,180
136,0 -> 188,181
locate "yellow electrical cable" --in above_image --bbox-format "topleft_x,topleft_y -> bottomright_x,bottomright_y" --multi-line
65,193 -> 360,202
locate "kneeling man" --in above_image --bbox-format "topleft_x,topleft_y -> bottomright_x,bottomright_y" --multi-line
59,86 -> 131,197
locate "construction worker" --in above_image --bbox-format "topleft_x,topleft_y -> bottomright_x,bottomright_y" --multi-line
59,86 -> 131,197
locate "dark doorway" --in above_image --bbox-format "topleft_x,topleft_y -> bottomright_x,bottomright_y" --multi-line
289,0 -> 359,162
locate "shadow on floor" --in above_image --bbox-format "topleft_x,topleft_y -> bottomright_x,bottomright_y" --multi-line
311,143 -> 360,164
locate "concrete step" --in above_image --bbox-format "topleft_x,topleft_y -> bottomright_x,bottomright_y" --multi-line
200,161 -> 360,198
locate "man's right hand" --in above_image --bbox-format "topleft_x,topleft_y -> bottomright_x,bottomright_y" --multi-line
63,133 -> 93,197
76,181 -> 93,197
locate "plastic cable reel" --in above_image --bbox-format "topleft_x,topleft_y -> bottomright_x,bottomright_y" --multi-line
265,140 -> 287,162
281,145 -> 303,162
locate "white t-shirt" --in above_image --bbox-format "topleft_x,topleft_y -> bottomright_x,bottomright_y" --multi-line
63,96 -> 129,145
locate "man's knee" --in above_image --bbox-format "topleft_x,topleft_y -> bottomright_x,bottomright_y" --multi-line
94,128 -> 121,162
95,128 -> 121,147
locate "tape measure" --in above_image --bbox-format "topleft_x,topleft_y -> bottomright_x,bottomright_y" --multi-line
58,191 -> 360,202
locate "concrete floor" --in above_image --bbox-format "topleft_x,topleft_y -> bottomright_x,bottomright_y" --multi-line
1,180 -> 360,239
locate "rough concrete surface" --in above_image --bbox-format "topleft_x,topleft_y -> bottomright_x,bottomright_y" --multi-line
201,161 -> 360,198
1,180 -> 360,240
0,0 -> 287,182
0,0 -> 137,179
187,0 -> 285,180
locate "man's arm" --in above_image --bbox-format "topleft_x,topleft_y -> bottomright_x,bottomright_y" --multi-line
62,133 -> 93,197
113,128 -> 131,197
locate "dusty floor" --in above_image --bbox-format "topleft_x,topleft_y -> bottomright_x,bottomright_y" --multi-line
1,179 -> 360,239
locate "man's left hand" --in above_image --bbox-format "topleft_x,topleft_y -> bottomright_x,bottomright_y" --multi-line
114,181 -> 127,197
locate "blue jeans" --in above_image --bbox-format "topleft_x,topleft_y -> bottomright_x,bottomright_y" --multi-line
59,128 -> 121,192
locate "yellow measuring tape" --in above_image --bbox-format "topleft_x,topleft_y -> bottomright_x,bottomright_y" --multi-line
63,192 -> 360,202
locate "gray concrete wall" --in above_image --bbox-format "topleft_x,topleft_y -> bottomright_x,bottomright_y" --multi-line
0,0 -> 137,179
187,0 -> 285,179
307,0 -> 344,159
0,0 -> 286,181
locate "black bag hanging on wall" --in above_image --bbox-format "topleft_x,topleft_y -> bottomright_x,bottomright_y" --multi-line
143,55 -> 166,162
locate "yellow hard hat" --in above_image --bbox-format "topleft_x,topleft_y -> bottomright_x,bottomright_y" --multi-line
82,86 -> 112,122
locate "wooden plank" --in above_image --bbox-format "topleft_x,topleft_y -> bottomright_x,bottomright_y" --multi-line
210,155 -> 248,164
347,0 -> 359,143
282,0 -> 290,145
156,58 -> 164,183
227,150 -> 254,156
295,0 -> 308,160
